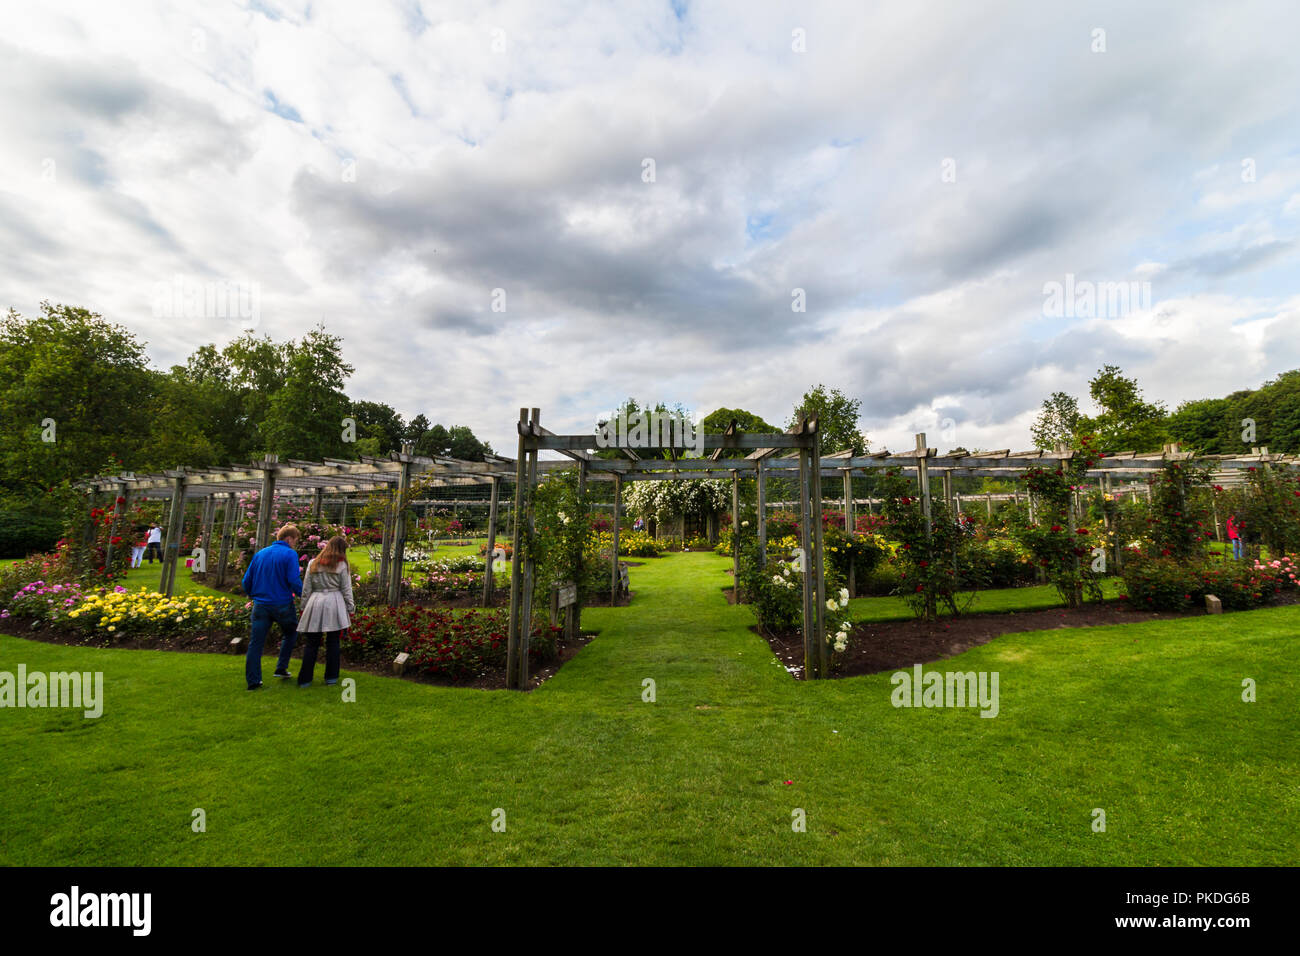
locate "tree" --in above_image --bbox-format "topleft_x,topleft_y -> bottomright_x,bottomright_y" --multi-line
351,400 -> 406,456
787,385 -> 867,454
1030,391 -> 1082,449
593,398 -> 692,460
260,326 -> 354,460
1077,365 -> 1170,451
0,303 -> 156,500
404,414 -> 431,445
700,407 -> 779,435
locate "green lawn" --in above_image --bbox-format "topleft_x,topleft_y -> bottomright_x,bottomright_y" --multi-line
1,550 -> 1295,865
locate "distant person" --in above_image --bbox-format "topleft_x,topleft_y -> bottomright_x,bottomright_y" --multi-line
633,517 -> 643,532
1226,514 -> 1242,561
144,523 -> 163,563
296,535 -> 354,688
240,524 -> 303,690
131,527 -> 147,569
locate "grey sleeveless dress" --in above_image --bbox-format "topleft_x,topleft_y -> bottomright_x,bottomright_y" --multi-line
298,562 -> 355,632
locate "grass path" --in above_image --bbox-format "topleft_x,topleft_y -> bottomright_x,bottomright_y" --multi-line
1,551 -> 1296,865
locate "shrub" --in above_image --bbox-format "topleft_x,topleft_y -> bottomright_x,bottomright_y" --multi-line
961,537 -> 1037,588
0,510 -> 63,557
1120,557 -> 1201,611
684,534 -> 712,551
65,588 -> 248,639
823,527 -> 886,589
346,604 -> 549,678
617,530 -> 666,557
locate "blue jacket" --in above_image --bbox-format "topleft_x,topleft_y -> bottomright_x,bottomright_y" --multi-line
241,541 -> 303,605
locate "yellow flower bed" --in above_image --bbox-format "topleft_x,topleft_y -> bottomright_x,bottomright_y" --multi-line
66,587 -> 248,637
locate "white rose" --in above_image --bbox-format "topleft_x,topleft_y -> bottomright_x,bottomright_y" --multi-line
839,588 -> 849,602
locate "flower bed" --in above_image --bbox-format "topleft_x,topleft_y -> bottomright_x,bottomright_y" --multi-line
347,604 -> 557,680
1120,554 -> 1298,611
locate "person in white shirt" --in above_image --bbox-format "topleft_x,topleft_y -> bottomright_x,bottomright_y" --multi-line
145,523 -> 163,564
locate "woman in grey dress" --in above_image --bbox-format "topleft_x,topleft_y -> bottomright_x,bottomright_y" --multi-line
296,535 -> 355,687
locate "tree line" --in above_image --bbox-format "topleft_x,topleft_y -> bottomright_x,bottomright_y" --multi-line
1030,364 -> 1300,455
0,302 -> 492,508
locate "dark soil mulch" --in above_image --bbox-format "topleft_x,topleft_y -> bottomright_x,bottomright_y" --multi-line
757,595 -> 1299,679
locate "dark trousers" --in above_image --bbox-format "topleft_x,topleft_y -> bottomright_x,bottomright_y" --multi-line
298,631 -> 341,685
246,601 -> 298,687
144,542 -> 162,563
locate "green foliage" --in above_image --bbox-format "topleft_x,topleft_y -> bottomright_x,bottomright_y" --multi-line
260,326 -> 355,461
823,526 -> 886,587
1030,391 -> 1082,449
624,478 -> 729,524
1077,365 -> 1170,451
1232,467 -> 1300,556
1168,369 -> 1300,454
960,537 -> 1037,588
527,470 -> 590,611
0,304 -> 157,499
1146,461 -> 1213,561
1121,554 -> 1296,611
1012,439 -> 1104,608
0,510 -> 63,557
878,472 -> 974,619
787,384 -> 867,454
617,531 -> 666,557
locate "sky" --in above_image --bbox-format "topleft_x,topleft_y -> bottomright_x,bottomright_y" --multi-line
2,0 -> 1299,457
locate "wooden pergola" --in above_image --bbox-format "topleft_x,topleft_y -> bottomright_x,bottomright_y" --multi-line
79,448 -> 518,605
81,413 -> 1299,689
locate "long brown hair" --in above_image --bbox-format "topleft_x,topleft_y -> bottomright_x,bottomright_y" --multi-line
309,535 -> 349,573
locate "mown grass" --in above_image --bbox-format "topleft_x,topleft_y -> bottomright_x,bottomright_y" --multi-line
0,550 -> 1295,865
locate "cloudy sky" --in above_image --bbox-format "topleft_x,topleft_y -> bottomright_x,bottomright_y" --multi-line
3,0 -> 1299,456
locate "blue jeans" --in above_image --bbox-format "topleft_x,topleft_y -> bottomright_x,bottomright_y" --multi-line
247,602 -> 298,687
1231,538 -> 1243,560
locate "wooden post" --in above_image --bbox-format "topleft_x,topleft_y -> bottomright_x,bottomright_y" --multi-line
756,461 -> 767,567
377,489 -> 393,591
160,475 -> 186,596
914,434 -> 932,537
507,409 -> 529,689
985,493 -> 993,519
312,487 -> 323,523
340,496 -> 348,528
842,468 -> 854,596
941,470 -> 953,516
255,457 -> 276,553
810,428 -> 827,678
517,408 -> 540,689
482,475 -> 501,606
215,493 -> 237,587
610,473 -> 622,605
914,433 -> 934,619
387,444 -> 414,607
798,419 -> 815,678
731,469 -> 740,585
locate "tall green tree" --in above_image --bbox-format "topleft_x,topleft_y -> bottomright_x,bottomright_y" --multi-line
1077,365 -> 1169,451
1030,391 -> 1082,449
787,385 -> 867,454
0,303 -> 156,499
260,326 -> 354,460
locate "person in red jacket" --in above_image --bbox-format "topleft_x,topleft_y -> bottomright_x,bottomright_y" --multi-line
1226,514 -> 1242,560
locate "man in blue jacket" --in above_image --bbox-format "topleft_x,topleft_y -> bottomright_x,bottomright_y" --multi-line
241,524 -> 303,690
